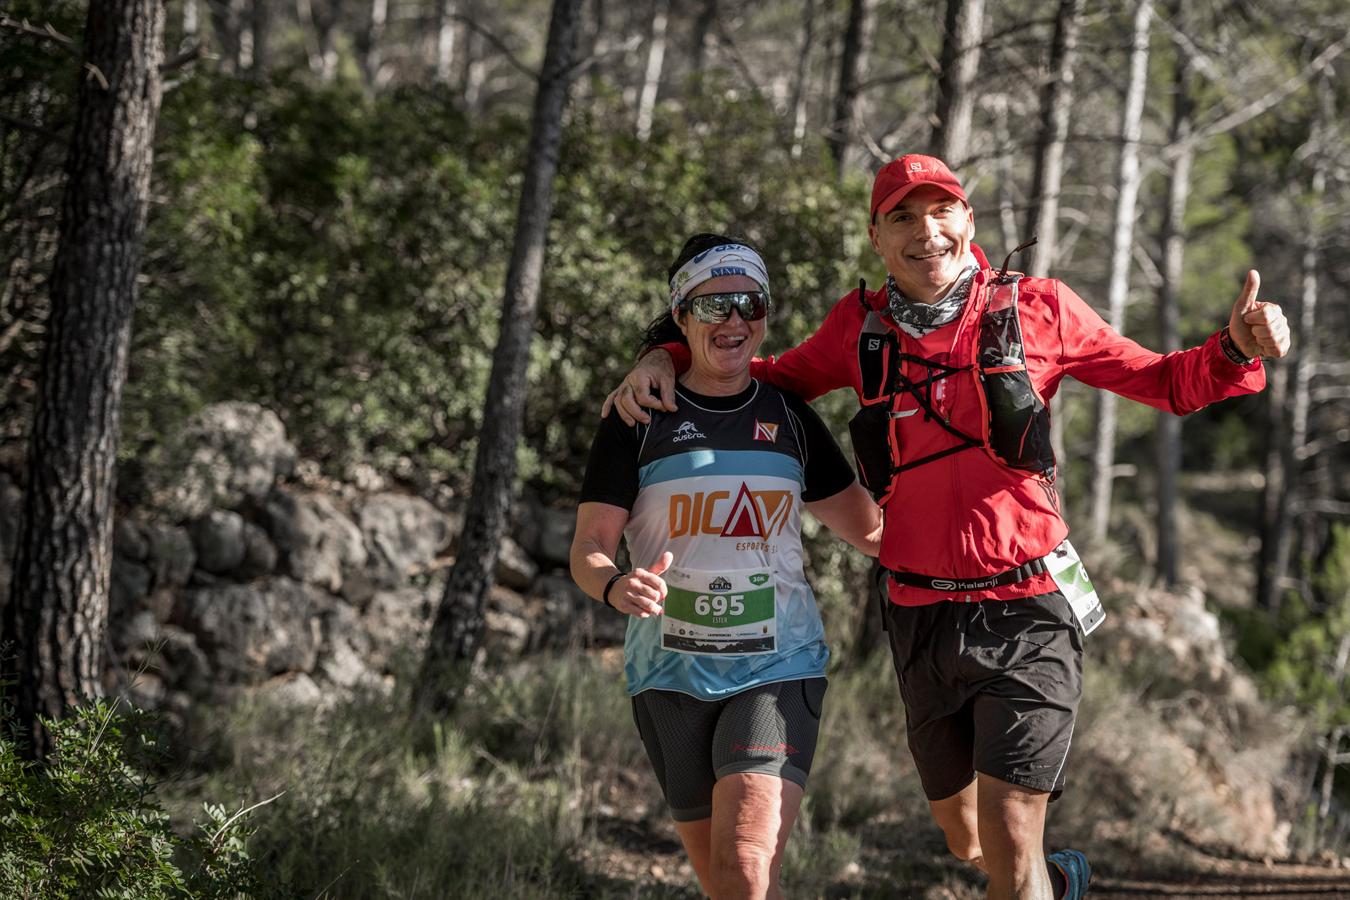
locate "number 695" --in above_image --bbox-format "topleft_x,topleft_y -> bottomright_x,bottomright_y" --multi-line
693,593 -> 745,616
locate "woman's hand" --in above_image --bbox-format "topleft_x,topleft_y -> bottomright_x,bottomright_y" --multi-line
609,551 -> 673,617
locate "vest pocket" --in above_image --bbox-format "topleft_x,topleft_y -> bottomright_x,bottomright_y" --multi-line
981,368 -> 1055,476
848,402 -> 894,500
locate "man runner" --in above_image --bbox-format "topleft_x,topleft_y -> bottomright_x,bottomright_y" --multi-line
603,154 -> 1290,900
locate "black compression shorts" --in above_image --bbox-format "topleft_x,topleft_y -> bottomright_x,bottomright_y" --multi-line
631,678 -> 827,822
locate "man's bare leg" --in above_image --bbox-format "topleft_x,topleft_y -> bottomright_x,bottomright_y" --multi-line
929,778 -> 987,872
976,772 -> 1053,900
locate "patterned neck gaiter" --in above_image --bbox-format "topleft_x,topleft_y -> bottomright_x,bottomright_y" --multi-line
886,263 -> 978,339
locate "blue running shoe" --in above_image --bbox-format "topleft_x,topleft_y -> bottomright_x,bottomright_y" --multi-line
1047,849 -> 1091,899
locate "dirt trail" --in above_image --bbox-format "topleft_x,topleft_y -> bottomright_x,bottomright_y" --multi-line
1094,859 -> 1350,898
581,780 -> 1350,897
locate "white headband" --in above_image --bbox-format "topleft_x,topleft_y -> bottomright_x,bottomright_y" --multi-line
668,243 -> 771,310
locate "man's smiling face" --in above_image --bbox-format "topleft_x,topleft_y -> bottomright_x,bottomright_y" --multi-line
868,184 -> 975,304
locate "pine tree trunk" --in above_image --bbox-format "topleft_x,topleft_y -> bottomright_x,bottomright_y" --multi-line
690,0 -> 717,77
296,0 -> 337,81
414,0 -> 584,714
250,0 -> 270,76
828,0 -> 872,175
930,0 -> 985,168
1259,73 -> 1329,611
462,27 -> 486,110
362,0 -> 389,88
1257,362 -> 1288,609
1155,26 -> 1193,588
208,0 -> 243,72
635,0 -> 668,141
992,93 -> 1019,252
788,0 -> 816,159
1089,0 -> 1152,543
1024,0 -> 1083,277
1,0 -> 164,759
434,0 -> 457,82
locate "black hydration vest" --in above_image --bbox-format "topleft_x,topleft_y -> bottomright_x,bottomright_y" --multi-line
847,273 -> 1056,503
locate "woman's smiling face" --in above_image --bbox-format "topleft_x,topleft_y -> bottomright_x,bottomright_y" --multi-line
677,274 -> 766,392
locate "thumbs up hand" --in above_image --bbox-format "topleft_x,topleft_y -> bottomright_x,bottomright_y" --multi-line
609,551 -> 673,617
1227,269 -> 1291,359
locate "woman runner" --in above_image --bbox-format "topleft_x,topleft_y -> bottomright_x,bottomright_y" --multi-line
571,233 -> 882,899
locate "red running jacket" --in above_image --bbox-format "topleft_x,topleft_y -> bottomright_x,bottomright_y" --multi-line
664,249 -> 1266,606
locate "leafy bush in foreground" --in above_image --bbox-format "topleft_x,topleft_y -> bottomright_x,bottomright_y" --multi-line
0,698 -> 270,899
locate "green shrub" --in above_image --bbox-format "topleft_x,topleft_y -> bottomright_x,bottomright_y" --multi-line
0,698 -> 269,899
181,674 -> 612,899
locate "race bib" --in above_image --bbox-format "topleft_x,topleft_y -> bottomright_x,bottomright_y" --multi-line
1044,539 -> 1105,636
661,567 -> 777,655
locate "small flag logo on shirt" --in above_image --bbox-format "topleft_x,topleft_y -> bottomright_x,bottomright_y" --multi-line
753,420 -> 779,442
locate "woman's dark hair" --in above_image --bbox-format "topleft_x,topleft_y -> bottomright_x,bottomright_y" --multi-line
640,232 -> 754,353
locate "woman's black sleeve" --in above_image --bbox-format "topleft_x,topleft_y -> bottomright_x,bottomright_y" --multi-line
578,413 -> 642,510
782,392 -> 858,502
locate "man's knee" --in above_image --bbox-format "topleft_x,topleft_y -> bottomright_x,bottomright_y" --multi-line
944,832 -> 983,865
930,782 -> 983,866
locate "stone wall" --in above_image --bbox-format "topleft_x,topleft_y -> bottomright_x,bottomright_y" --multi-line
0,403 -> 621,722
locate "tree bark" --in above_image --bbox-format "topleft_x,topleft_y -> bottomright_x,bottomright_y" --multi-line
789,0 -> 816,159
296,0 -> 340,81
208,0 -> 243,72
690,0 -> 717,78
828,0 -> 873,175
433,0 -> 457,82
1024,0 -> 1083,277
1089,0 -> 1153,544
1257,361 -> 1288,609
414,0 -> 584,714
930,0 -> 985,168
361,0 -> 389,88
635,0 -> 668,141
1,0 -> 164,759
250,0 -> 271,76
1258,72 -> 1330,612
462,26 -> 487,110
991,93 -> 1019,252
1154,22 -> 1193,588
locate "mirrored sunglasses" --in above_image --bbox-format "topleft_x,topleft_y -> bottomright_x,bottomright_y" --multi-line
681,291 -> 772,324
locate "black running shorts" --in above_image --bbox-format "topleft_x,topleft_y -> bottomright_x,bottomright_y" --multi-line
883,591 -> 1083,801
631,678 -> 827,822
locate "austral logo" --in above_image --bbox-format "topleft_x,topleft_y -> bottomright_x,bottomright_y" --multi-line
672,421 -> 706,442
668,482 -> 793,539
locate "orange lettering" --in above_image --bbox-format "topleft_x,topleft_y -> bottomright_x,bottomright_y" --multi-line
669,494 -> 692,538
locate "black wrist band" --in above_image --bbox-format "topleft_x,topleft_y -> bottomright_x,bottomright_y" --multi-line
1219,326 -> 1256,365
602,571 -> 626,609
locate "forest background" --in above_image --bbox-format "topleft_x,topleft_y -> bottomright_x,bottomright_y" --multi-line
1,0 -> 1349,896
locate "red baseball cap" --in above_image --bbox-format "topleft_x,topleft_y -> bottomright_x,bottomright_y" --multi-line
870,154 -> 967,220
